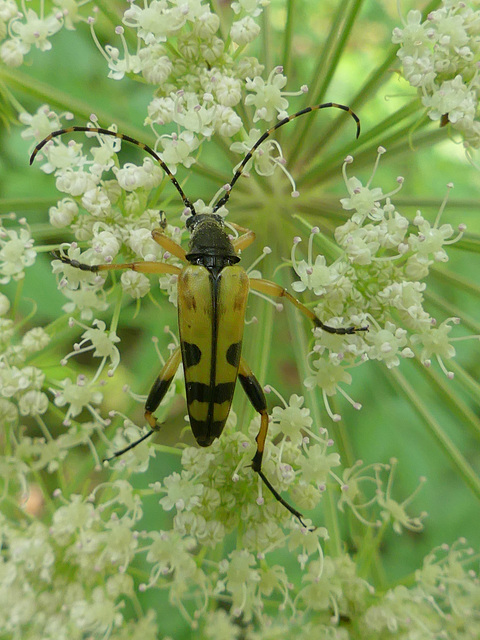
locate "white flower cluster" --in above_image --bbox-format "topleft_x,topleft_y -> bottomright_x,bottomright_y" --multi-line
0,488 -> 145,639
86,0 -> 306,172
362,540 -> 479,638
392,1 -> 480,147
156,397 -> 427,552
290,149 -> 467,419
0,292 -> 116,476
0,0 -> 87,67
0,293 -> 50,428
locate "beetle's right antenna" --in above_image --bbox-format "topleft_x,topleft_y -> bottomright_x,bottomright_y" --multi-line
212,102 -> 360,212
30,126 -> 197,216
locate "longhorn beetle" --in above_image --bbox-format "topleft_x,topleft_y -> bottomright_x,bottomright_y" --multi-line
31,103 -> 366,527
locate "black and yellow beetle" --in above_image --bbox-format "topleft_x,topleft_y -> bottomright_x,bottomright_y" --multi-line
30,103 -> 366,526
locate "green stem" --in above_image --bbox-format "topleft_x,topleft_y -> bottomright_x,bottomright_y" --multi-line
261,5 -> 273,77
281,0 -> 296,79
414,359 -> 480,441
448,360 -> 480,407
289,0 -> 365,166
425,286 -> 480,335
0,67 -> 147,139
387,367 -> 480,502
300,126 -> 447,188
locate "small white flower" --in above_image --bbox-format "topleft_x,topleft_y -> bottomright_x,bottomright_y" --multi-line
64,319 -> 121,375
123,0 -> 187,45
160,471 -> 203,512
366,322 -> 409,369
245,69 -> 289,122
121,270 -> 151,298
230,16 -> 260,45
49,198 -> 79,228
139,43 -> 173,84
0,226 -> 36,284
213,105 -> 243,137
18,390 -> 49,416
91,229 -> 121,261
21,327 -> 50,352
292,255 -> 334,296
159,130 -> 200,169
231,0 -> 270,17
113,157 -> 163,192
60,285 -> 109,321
304,358 -> 352,396
0,38 -> 25,67
0,292 -> 10,316
213,75 -> 243,107
53,376 -> 103,421
271,395 -> 313,445
146,95 -> 176,126
20,105 -> 63,142
55,167 -> 100,197
10,8 -> 62,52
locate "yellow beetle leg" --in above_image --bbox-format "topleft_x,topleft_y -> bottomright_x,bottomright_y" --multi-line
249,277 -> 368,335
151,229 -> 188,262
238,357 -> 307,527
53,251 -> 182,276
230,223 -> 256,253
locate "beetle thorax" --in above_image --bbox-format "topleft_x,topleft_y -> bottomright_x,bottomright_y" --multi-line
186,215 -> 239,265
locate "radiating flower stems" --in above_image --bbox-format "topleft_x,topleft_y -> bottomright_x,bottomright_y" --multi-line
388,366 -> 480,501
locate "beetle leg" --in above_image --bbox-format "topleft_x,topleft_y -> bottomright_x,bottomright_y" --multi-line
229,223 -> 256,253
151,229 -> 188,262
104,347 -> 182,462
144,346 -> 182,428
249,277 -> 368,335
53,250 -> 182,275
238,357 -> 308,527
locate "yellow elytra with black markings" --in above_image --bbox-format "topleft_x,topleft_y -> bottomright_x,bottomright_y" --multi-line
178,262 -> 249,446
30,102 -> 366,526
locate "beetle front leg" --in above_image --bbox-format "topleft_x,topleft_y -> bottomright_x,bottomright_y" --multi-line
229,223 -> 256,253
105,347 -> 182,461
53,250 -> 182,276
151,229 -> 188,262
249,277 -> 368,335
238,357 -> 308,527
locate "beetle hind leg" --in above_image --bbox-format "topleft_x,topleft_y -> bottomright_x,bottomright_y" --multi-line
249,277 -> 368,334
104,347 -> 182,462
238,358 -> 309,528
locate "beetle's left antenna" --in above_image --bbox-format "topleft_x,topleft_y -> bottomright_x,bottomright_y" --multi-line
30,126 -> 197,216
212,102 -> 360,212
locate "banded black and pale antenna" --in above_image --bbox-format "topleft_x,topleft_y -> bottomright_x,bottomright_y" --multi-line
212,102 -> 360,212
30,126 -> 197,216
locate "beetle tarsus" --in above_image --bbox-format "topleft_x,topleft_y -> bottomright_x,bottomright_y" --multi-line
314,319 -> 369,335
103,428 -> 156,463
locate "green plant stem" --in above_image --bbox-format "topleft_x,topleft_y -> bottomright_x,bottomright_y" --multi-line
289,0 -> 366,166
387,367 -> 480,502
282,0 -> 297,80
425,287 -> 480,335
448,360 -> 480,408
414,359 -> 480,441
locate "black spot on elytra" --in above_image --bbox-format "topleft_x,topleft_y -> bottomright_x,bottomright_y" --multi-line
226,341 -> 242,368
183,342 -> 202,368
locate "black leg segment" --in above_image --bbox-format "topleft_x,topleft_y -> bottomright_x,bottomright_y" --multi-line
239,357 -> 309,527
